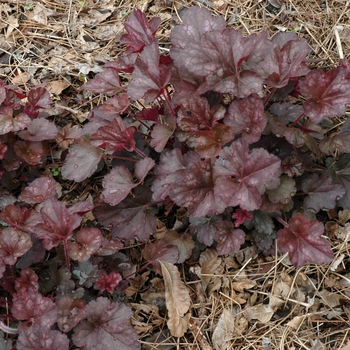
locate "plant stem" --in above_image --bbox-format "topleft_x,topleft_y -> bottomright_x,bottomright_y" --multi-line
264,87 -> 276,107
289,112 -> 305,128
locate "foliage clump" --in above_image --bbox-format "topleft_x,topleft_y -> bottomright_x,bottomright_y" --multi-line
1,6 -> 350,347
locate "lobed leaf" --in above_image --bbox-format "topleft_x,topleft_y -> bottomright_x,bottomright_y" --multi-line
57,297 -> 87,333
83,68 -> 123,96
20,177 -> 58,204
214,220 -> 245,255
18,118 -> 58,141
214,139 -> 282,211
120,8 -> 161,54
72,297 -> 140,350
299,66 -> 350,123
277,213 -> 333,267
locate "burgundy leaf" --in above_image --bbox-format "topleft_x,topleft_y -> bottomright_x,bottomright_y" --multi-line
95,271 -> 122,293
67,228 -> 103,262
101,166 -> 135,206
232,208 -> 253,227
0,205 -> 43,234
170,153 -> 227,217
224,94 -> 267,143
61,137 -> 103,182
72,297 -> 140,350
142,240 -> 179,264
214,221 -> 245,255
90,117 -> 136,154
55,123 -> 82,148
17,326 -> 69,350
100,94 -> 130,114
13,140 -> 43,165
135,157 -> 155,181
191,124 -> 235,158
3,86 -> 25,110
214,139 -> 282,211
299,66 -> 350,123
12,292 -> 58,328
277,213 -> 333,267
35,198 -> 82,250
20,177 -> 58,204
162,230 -> 195,263
97,239 -> 123,256
128,41 -> 171,103
104,53 -> 138,73
120,9 -> 161,54
150,118 -> 176,152
302,173 -> 345,213
94,187 -> 156,242
57,297 -> 87,333
0,107 -> 31,135
189,215 -> 221,246
23,86 -> 51,118
83,68 -> 123,96
151,149 -> 185,201
258,32 -> 310,88
135,105 -> 160,122
170,7 -> 267,97
0,227 -> 32,265
15,268 -> 39,294
18,118 -> 58,141
0,141 -> 7,159
16,326 -> 69,350
16,234 -> 46,269
67,201 -> 94,216
333,154 -> 350,208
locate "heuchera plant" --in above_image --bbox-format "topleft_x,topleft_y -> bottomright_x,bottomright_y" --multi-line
1,6 -> 350,347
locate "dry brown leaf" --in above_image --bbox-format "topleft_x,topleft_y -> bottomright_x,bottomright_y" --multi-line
5,15 -> 18,38
11,72 -> 31,85
340,341 -> 350,350
231,279 -> 256,293
160,260 -> 191,337
319,290 -> 340,308
212,309 -> 235,350
199,249 -> 221,289
46,80 -> 71,95
243,304 -> 274,323
286,315 -> 304,329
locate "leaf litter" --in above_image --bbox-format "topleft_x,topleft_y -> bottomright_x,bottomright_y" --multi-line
1,0 -> 350,349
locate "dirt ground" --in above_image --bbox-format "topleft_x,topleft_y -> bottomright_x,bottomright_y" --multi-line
1,0 -> 350,349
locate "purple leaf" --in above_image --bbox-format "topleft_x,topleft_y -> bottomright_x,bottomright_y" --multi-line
100,94 -> 130,114
95,272 -> 123,293
12,292 -> 58,328
0,107 -> 31,135
67,228 -> 103,262
97,239 -> 123,256
150,119 -> 176,152
13,140 -> 43,165
94,187 -> 156,242
299,66 -> 350,123
15,268 -> 39,294
23,86 -> 51,118
17,326 -> 69,350
72,297 -> 140,350
128,41 -> 171,103
57,297 -> 87,333
258,32 -> 310,88
334,154 -> 350,208
20,177 -> 58,204
61,137 -> 103,182
0,227 -> 32,265
120,9 -> 161,54
67,201 -> 94,216
101,166 -> 135,206
214,221 -> 245,255
90,117 -> 136,154
189,215 -> 221,246
302,173 -> 345,212
224,94 -> 267,143
214,139 -> 282,211
18,118 -> 58,141
170,7 -> 267,97
83,68 -> 123,96
277,213 -> 333,267
134,157 -> 155,182
35,198 -> 82,250
16,234 -> 46,269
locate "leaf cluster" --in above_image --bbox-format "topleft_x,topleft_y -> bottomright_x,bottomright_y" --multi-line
1,6 -> 350,347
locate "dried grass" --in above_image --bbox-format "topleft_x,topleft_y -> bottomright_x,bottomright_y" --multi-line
1,0 -> 350,349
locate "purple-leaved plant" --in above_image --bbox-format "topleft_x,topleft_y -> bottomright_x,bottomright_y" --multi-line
1,6 -> 350,347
